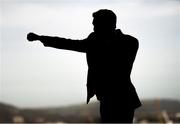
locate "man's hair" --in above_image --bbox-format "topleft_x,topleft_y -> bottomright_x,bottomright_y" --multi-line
93,9 -> 117,29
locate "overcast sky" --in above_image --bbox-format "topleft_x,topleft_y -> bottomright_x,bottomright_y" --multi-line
0,0 -> 180,108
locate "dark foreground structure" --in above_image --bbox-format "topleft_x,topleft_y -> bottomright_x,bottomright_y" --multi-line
27,9 -> 141,123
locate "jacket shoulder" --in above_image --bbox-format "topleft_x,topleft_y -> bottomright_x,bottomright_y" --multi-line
123,34 -> 139,48
87,32 -> 95,39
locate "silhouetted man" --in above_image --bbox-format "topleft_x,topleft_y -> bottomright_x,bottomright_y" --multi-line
27,9 -> 141,123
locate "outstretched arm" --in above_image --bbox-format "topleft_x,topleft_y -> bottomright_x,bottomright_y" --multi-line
27,32 -> 88,53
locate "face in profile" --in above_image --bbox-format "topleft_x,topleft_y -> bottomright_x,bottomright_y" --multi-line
92,9 -> 117,35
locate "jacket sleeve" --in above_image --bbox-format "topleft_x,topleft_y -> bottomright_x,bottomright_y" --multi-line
130,37 -> 139,63
39,35 -> 89,53
125,35 -> 139,63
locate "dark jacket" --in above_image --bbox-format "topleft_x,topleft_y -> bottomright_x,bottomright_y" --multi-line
41,29 -> 141,109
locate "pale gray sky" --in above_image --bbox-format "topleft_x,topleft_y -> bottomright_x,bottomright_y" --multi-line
0,0 -> 180,108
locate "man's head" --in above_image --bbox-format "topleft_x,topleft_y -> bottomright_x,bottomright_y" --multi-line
92,9 -> 117,34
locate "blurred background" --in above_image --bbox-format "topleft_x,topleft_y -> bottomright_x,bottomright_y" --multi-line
0,0 -> 180,123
